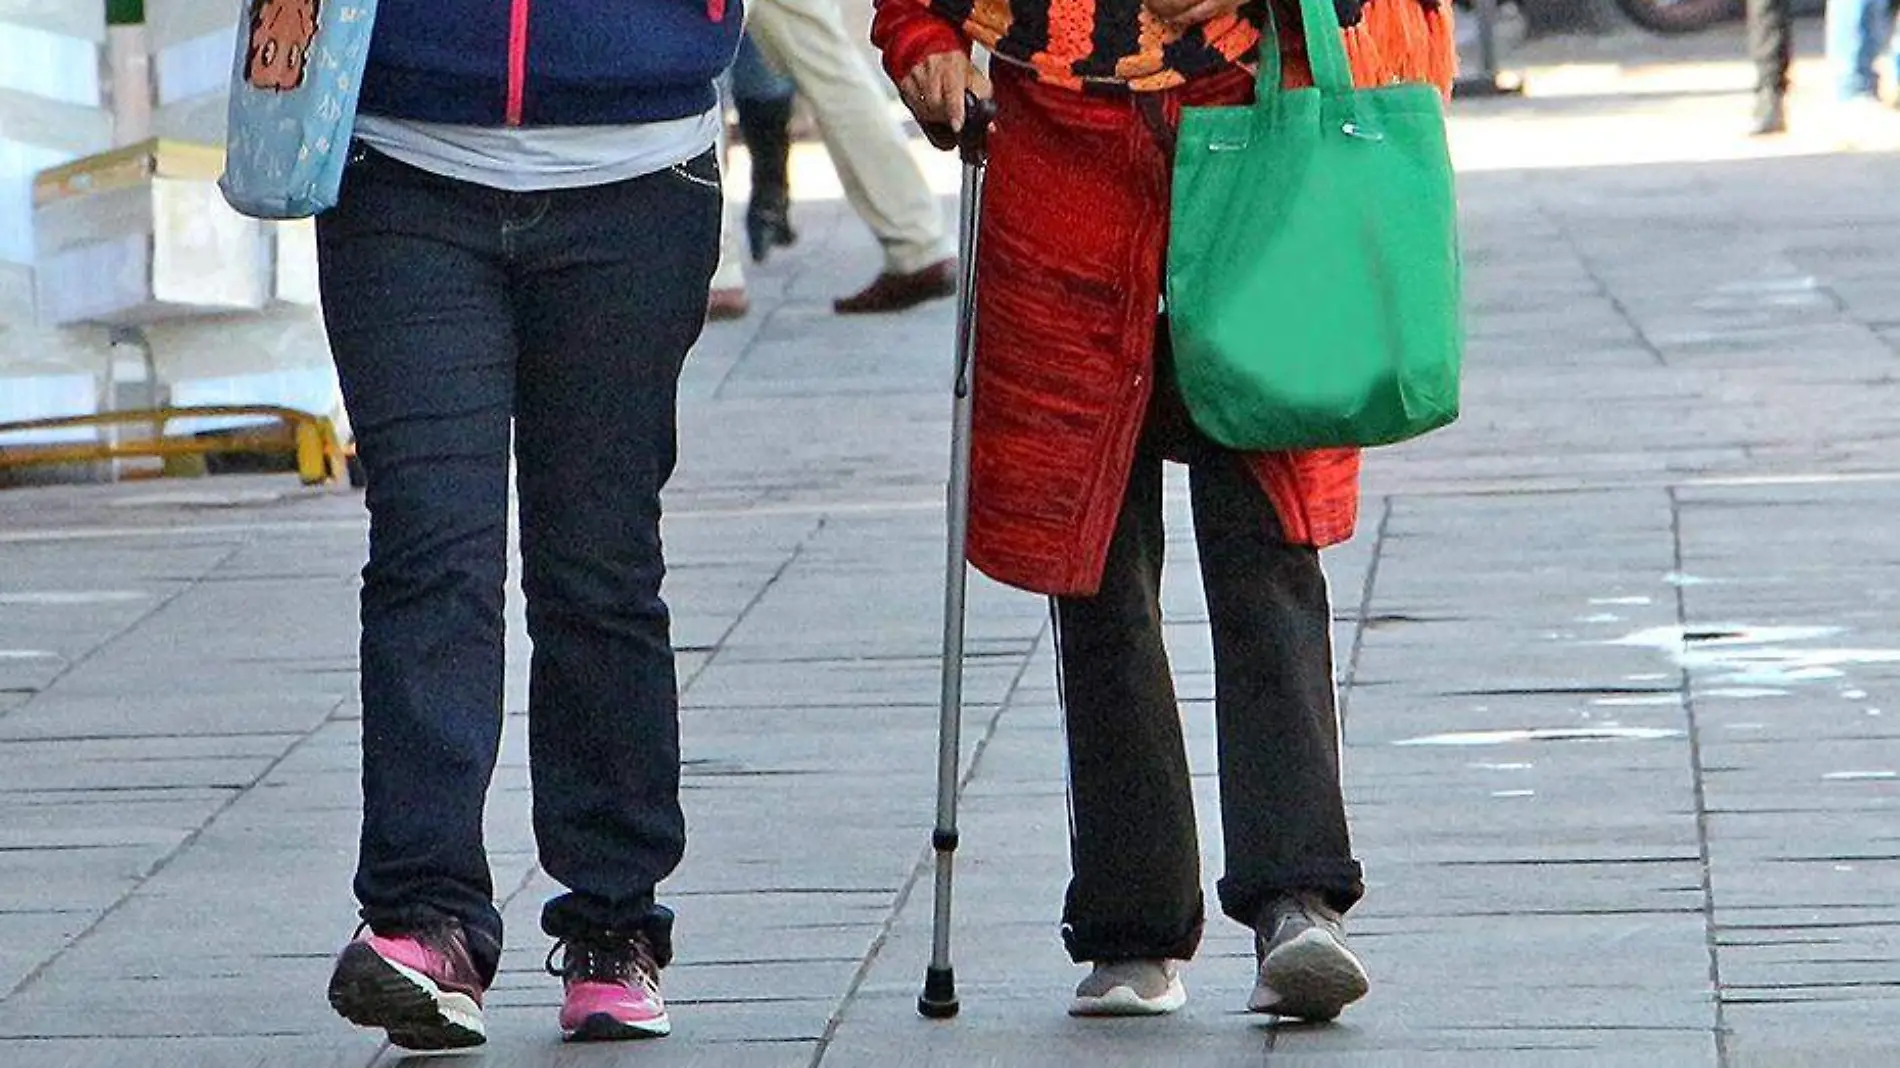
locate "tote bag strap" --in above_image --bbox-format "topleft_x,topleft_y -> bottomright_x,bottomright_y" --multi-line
1252,0 -> 1357,100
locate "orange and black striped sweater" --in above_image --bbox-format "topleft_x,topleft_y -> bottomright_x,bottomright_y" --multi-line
941,0 -> 1265,90
872,0 -> 1454,94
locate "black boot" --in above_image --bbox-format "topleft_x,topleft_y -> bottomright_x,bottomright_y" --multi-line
737,94 -> 797,263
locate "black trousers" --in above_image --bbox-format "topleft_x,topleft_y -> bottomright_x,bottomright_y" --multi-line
1748,0 -> 1793,97
1052,331 -> 1365,964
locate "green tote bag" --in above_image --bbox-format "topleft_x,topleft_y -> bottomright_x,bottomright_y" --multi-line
1165,0 -> 1463,451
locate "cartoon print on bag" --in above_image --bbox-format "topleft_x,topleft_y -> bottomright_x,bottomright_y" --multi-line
246,0 -> 321,91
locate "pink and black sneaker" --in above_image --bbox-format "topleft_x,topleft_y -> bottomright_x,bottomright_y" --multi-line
549,936 -> 671,1041
327,921 -> 488,1050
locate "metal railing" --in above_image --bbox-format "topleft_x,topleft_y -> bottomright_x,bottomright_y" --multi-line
0,405 -> 349,486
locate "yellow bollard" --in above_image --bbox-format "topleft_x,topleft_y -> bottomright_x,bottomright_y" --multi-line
294,419 -> 326,485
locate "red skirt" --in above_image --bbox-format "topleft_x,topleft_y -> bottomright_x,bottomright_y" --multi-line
966,64 -> 1363,596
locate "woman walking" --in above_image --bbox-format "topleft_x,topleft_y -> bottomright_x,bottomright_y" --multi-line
872,0 -> 1454,1022
310,0 -> 739,1049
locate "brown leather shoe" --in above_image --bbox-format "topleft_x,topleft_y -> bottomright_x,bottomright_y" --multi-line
707,287 -> 749,322
833,259 -> 956,315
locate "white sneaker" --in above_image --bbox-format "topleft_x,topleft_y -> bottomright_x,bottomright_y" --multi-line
1250,893 -> 1369,1021
1069,959 -> 1187,1017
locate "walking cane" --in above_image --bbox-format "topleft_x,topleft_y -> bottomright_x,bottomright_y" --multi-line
919,92 -> 997,1022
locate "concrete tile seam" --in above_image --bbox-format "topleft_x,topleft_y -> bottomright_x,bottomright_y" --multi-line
0,542 -> 249,722
679,519 -> 825,697
1668,485 -> 1734,1068
0,690 -> 353,1006
806,616 -> 1056,1068
1338,496 -> 1394,731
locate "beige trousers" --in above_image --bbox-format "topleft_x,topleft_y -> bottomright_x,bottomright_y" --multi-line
711,0 -> 950,291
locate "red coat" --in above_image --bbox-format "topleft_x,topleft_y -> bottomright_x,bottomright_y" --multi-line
872,1 -> 1453,597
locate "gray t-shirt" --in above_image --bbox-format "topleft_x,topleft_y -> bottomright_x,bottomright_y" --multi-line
353,109 -> 720,192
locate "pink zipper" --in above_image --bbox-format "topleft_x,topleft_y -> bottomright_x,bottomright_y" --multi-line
506,0 -> 530,125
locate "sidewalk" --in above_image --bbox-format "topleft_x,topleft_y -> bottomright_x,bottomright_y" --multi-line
3,51 -> 1900,1068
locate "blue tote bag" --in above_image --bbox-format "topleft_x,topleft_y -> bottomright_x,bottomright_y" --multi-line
219,0 -> 379,219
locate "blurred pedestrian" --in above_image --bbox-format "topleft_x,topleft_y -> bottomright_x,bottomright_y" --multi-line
1826,0 -> 1898,116
711,0 -> 956,320
1749,0 -> 1793,133
710,36 -> 799,320
734,36 -> 800,264
874,0 -> 1453,1024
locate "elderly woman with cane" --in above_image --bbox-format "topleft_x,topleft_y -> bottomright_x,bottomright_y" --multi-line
872,0 -> 1455,1023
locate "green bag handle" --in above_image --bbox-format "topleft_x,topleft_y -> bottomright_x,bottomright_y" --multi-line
1254,0 -> 1358,99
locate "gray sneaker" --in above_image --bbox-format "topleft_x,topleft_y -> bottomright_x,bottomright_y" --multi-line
1069,959 -> 1187,1017
1250,893 -> 1369,1021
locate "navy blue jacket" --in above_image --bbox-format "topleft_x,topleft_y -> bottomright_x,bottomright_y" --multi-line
358,0 -> 744,126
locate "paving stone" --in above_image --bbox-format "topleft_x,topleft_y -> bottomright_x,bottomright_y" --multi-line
0,694 -> 343,740
0,972 -> 344,1038
1729,1045 -> 1900,1068
0,912 -> 89,994
0,1037 -> 370,1068
1723,997 -> 1900,1061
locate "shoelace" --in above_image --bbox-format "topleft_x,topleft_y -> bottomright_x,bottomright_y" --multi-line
545,938 -> 662,996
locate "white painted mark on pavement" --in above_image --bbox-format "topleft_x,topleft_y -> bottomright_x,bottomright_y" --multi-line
1394,727 -> 1684,747
0,591 -> 151,606
1822,771 -> 1898,782
1609,625 -> 1900,689
109,490 -> 289,509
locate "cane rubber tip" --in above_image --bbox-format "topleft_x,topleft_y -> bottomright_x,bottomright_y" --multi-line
919,966 -> 959,1019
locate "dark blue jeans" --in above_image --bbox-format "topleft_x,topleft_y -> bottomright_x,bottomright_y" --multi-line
317,146 -> 721,977
1827,0 -> 1899,98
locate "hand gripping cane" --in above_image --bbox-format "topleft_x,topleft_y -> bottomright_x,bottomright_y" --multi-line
918,92 -> 997,1022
